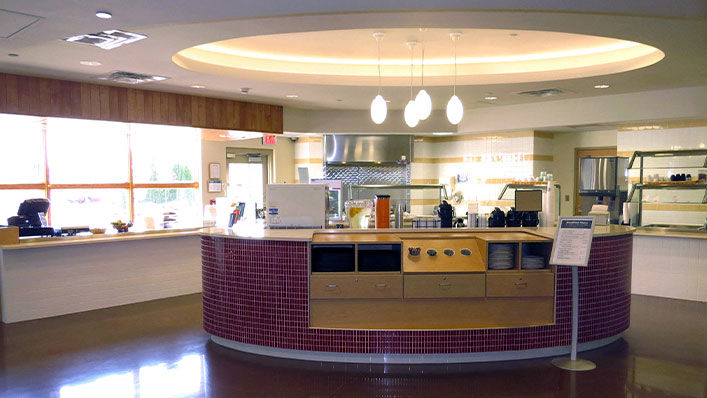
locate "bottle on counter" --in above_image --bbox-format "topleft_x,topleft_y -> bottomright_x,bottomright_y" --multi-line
394,202 -> 404,228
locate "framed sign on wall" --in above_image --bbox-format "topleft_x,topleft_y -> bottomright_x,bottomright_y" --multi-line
209,163 -> 220,179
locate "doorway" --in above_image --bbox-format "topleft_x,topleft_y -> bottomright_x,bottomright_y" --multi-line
226,149 -> 271,222
574,147 -> 617,215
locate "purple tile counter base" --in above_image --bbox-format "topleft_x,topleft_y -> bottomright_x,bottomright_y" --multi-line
202,235 -> 632,357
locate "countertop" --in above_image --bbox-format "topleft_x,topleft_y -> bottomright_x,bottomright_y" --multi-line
203,224 -> 635,241
0,227 -> 204,250
633,228 -> 707,240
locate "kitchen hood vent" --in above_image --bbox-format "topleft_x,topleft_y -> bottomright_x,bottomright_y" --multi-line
64,29 -> 147,50
97,71 -> 168,85
517,88 -> 566,97
324,135 -> 413,164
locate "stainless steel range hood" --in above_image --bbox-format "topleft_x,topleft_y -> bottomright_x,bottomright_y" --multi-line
324,135 -> 413,164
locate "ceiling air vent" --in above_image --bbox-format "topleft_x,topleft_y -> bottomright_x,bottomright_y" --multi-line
97,71 -> 168,85
64,29 -> 147,50
517,88 -> 566,97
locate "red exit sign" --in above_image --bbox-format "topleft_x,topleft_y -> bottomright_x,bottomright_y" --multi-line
262,135 -> 276,145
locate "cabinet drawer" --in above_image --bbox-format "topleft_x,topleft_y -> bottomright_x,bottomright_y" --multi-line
353,275 -> 403,298
310,275 -> 402,299
404,274 -> 485,298
486,272 -> 555,297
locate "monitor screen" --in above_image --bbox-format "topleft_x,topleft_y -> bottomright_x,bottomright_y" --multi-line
515,190 -> 543,212
17,198 -> 50,217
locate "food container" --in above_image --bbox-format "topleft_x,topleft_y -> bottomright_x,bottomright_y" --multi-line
374,194 -> 390,228
345,199 -> 373,229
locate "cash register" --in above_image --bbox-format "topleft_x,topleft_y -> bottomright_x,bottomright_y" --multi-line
7,198 -> 57,237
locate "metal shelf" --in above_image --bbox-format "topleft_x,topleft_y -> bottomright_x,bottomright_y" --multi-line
497,183 -> 561,200
627,183 -> 707,203
497,183 -> 562,216
628,149 -> 707,169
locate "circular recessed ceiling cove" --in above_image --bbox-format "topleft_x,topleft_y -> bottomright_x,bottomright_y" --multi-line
172,28 -> 664,86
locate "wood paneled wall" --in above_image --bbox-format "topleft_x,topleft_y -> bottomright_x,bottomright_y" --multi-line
0,73 -> 283,133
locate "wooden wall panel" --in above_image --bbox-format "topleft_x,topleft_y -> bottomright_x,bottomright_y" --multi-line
0,72 -> 283,133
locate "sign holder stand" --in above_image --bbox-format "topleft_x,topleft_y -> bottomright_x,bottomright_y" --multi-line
549,217 -> 597,371
550,265 -> 596,371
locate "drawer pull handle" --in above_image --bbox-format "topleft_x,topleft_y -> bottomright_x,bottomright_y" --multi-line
375,283 -> 387,288
438,283 -> 452,289
326,284 -> 338,288
514,282 -> 528,288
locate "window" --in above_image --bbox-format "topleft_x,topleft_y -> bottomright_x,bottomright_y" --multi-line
0,114 -> 201,229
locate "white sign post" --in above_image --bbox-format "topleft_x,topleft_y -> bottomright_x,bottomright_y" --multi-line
549,216 -> 597,371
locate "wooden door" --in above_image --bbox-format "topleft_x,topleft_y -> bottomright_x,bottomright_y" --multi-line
574,147 -> 617,215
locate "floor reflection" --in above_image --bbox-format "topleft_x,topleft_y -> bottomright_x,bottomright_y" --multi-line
0,294 -> 703,398
59,354 -> 206,398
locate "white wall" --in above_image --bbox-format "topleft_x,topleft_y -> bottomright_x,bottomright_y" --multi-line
552,129 -> 618,216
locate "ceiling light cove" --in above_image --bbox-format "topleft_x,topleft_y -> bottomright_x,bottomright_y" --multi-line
173,28 -> 664,86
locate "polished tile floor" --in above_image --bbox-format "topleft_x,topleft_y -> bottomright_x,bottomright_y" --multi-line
0,294 -> 704,397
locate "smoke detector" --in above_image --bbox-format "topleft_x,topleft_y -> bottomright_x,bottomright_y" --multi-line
97,71 -> 168,85
64,29 -> 147,50
516,88 -> 566,97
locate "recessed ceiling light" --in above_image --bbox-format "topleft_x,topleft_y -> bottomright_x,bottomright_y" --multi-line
240,87 -> 250,94
336,99 -> 343,102
190,85 -> 205,89
285,94 -> 298,98
80,60 -> 101,66
484,95 -> 498,100
8,53 -> 19,57
433,132 -> 454,136
95,11 -> 112,19
594,84 -> 610,89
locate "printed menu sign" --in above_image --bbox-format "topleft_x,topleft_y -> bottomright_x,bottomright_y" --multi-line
549,217 -> 595,267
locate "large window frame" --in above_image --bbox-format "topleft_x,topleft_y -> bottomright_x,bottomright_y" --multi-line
0,116 -> 199,225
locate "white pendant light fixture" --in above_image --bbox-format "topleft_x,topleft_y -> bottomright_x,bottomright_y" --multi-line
415,29 -> 432,120
370,32 -> 387,125
446,32 -> 464,125
404,41 -> 419,128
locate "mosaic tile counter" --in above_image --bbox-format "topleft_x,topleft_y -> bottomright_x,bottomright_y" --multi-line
201,227 -> 633,363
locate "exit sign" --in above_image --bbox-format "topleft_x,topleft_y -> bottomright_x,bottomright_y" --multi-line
262,135 -> 276,145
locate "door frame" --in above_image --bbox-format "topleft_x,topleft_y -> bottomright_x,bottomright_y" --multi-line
574,146 -> 617,215
225,147 -> 273,204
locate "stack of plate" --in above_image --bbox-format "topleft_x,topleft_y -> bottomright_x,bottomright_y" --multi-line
521,255 -> 546,270
488,244 -> 515,269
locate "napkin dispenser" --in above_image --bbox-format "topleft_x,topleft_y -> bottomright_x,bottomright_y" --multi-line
588,204 -> 610,226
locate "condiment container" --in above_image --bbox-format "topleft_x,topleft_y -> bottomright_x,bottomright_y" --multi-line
345,199 -> 373,229
374,195 -> 390,228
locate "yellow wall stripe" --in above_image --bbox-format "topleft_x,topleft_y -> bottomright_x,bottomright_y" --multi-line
294,158 -> 323,164
642,203 -> 707,212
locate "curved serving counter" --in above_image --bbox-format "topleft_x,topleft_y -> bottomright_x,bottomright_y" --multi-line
201,225 -> 633,363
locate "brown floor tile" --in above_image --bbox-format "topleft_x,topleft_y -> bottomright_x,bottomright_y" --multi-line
0,294 -> 704,398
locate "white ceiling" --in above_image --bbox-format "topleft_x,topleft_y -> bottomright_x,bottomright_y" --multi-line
0,1 -> 705,117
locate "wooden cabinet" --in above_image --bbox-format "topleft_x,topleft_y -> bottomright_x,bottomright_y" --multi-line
404,274 -> 485,298
310,274 -> 402,299
486,271 -> 555,297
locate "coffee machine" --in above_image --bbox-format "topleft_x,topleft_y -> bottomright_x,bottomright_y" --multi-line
7,198 -> 56,237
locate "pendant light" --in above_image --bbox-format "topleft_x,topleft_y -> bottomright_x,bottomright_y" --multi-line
404,41 -> 419,128
370,32 -> 387,125
415,29 -> 432,120
446,32 -> 464,125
